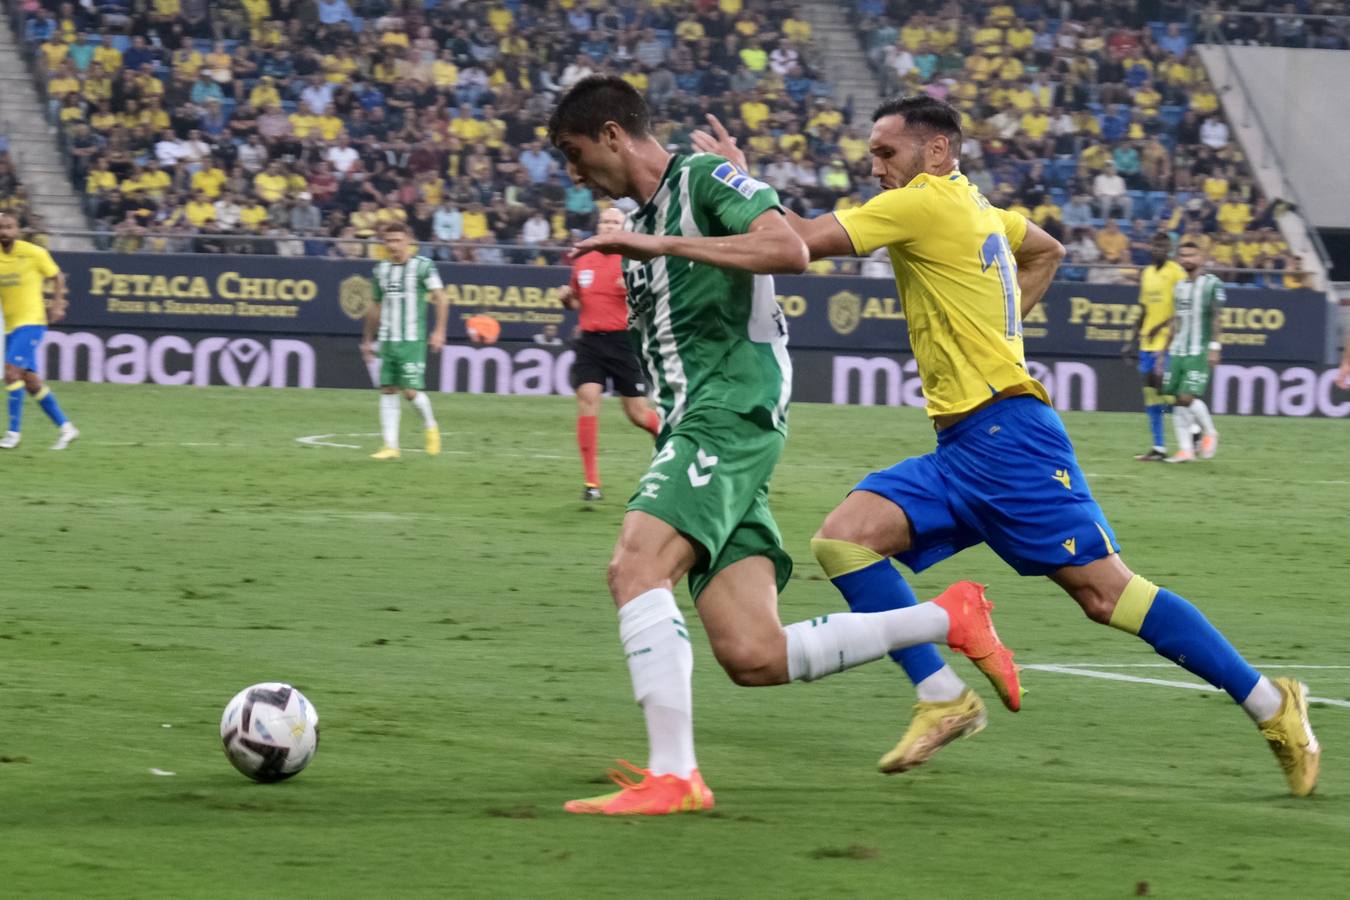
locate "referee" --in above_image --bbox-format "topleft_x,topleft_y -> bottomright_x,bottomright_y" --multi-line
560,207 -> 659,501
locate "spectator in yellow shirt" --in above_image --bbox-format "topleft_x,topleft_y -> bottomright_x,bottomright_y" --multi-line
1095,218 -> 1130,263
183,191 -> 217,229
253,162 -> 289,203
191,164 -> 227,199
1216,192 -> 1253,235
783,11 -> 811,43
741,97 -> 770,130
238,198 -> 269,230
249,76 -> 281,110
740,39 -> 768,72
461,202 -> 489,240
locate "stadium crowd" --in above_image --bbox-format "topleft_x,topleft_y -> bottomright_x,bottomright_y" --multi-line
2,0 -> 1325,285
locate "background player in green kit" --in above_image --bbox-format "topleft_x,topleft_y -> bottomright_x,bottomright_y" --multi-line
1164,237 -> 1224,463
548,76 -> 1019,817
360,222 -> 449,460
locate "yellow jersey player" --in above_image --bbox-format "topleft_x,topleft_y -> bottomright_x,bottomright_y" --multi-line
0,211 -> 78,450
695,96 -> 1318,795
1123,233 -> 1186,460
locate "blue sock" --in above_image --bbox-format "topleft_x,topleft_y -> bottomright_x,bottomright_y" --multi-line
1110,576 -> 1260,702
1146,404 -> 1165,448
813,539 -> 945,685
7,382 -> 23,432
34,386 -> 68,427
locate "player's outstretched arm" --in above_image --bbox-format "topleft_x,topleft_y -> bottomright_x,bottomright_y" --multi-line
430,287 -> 448,352
360,303 -> 378,363
572,210 -> 809,274
1013,219 -> 1065,316
692,113 -> 853,262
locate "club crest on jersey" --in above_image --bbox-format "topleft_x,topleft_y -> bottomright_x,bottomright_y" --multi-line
577,269 -> 595,288
711,162 -> 766,200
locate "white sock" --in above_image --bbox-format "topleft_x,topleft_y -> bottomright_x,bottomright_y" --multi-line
1189,398 -> 1216,436
915,664 -> 968,702
379,393 -> 400,448
1241,675 -> 1284,724
618,588 -> 697,778
409,390 -> 437,428
1172,405 -> 1195,453
785,604 -> 949,683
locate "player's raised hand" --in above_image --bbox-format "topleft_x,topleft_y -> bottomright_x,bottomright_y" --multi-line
573,231 -> 664,262
692,114 -> 748,170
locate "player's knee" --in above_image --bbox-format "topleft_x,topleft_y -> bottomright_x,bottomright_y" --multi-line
1071,585 -> 1118,624
711,637 -> 785,687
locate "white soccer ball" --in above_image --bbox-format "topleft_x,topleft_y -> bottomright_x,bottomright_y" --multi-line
220,682 -> 320,783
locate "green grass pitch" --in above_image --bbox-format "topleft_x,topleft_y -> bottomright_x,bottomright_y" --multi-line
2,382 -> 1348,899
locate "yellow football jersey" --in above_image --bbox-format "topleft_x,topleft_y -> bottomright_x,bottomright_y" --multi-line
834,172 -> 1049,420
0,240 -> 60,330
1136,260 -> 1186,352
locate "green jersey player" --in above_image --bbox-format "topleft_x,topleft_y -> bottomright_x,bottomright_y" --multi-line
549,76 -> 1019,817
360,222 -> 449,460
1164,237 -> 1225,463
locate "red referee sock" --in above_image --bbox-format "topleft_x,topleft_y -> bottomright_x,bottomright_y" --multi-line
643,409 -> 660,436
577,415 -> 600,486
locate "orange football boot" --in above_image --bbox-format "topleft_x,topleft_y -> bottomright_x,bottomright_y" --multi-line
932,581 -> 1022,712
564,760 -> 714,816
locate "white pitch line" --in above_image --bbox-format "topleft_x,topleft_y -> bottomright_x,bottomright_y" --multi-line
1023,664 -> 1350,709
1030,663 -> 1350,670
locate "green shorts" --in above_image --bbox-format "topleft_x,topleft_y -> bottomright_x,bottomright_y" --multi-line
628,406 -> 793,601
1163,353 -> 1210,397
380,341 -> 428,390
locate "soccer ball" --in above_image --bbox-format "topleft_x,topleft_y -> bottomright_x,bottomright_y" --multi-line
220,682 -> 320,783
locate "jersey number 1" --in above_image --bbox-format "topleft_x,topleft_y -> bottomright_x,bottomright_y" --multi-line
980,233 -> 1020,339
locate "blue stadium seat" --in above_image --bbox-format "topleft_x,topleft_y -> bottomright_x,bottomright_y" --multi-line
1128,190 -> 1149,219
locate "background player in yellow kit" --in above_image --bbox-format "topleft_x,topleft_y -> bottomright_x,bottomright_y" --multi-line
1123,233 -> 1186,461
0,210 -> 78,451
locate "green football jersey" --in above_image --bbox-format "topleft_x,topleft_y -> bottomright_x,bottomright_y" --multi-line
373,255 -> 443,343
1170,272 -> 1225,356
622,153 -> 792,431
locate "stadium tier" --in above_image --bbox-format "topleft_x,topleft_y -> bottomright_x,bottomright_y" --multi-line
1,0 -> 1331,287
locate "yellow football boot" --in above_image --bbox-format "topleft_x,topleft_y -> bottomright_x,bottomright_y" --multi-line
879,688 -> 988,774
424,429 -> 441,456
370,446 -> 401,460
1259,677 -> 1321,797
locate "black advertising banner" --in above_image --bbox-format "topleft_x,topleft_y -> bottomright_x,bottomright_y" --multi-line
56,253 -> 573,342
778,276 -> 1330,362
40,331 -> 1350,418
55,254 -> 1330,363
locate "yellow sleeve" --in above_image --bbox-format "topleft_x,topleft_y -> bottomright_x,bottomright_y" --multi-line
997,207 -> 1028,252
35,246 -> 60,279
833,187 -> 927,255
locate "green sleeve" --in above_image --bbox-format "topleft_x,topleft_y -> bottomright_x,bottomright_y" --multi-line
690,154 -> 783,235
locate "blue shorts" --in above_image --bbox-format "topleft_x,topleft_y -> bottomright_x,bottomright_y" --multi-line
5,324 -> 45,372
1137,350 -> 1167,378
855,396 -> 1120,577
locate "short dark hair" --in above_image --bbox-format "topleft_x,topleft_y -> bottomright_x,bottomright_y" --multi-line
381,221 -> 410,236
1178,236 -> 1202,250
872,95 -> 963,146
1152,232 -> 1172,244
548,75 -> 651,145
